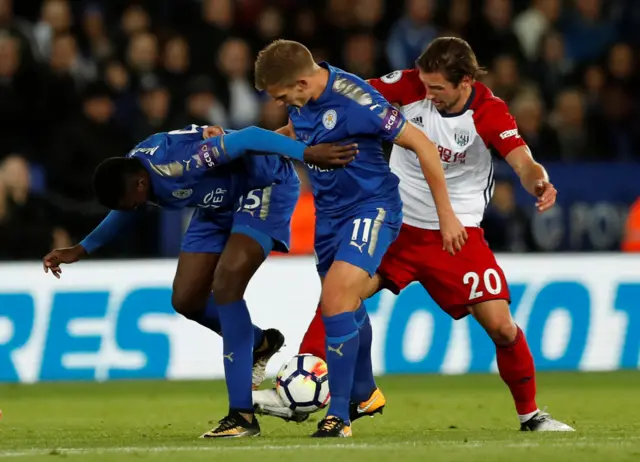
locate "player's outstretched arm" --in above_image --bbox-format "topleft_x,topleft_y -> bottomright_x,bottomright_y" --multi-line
505,146 -> 556,213
395,123 -> 468,254
42,210 -> 143,278
202,126 -> 357,167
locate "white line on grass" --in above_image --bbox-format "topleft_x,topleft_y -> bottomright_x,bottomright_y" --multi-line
1,437 -> 639,458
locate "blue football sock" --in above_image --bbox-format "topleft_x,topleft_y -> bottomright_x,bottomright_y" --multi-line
324,312 -> 359,425
351,303 -> 377,403
196,296 -> 265,347
217,299 -> 254,412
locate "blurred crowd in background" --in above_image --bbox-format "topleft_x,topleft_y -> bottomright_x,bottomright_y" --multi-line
0,0 -> 638,260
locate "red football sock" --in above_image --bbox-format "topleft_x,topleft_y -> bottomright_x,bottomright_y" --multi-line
298,303 -> 326,361
496,326 -> 538,416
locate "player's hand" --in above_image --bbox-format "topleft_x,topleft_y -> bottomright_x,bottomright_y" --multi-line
534,180 -> 556,213
202,126 -> 225,139
439,213 -> 468,256
42,245 -> 87,279
303,143 -> 358,168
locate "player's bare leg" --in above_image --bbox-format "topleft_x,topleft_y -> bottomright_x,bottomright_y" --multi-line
469,300 -> 574,432
171,252 -> 221,323
172,252 -> 282,392
173,252 -> 256,437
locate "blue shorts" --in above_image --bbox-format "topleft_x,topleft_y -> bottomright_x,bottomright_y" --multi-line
314,206 -> 402,277
181,180 -> 300,256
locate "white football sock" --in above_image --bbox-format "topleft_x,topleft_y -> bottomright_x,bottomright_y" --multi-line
518,409 -> 540,423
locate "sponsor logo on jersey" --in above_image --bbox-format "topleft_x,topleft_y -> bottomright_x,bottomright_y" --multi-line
437,145 -> 467,164
499,128 -> 520,139
198,144 -> 221,169
198,188 -> 226,208
454,128 -> 470,147
410,116 -> 424,127
129,146 -> 159,157
332,77 -> 373,106
383,108 -> 402,132
322,109 -> 338,130
172,188 -> 193,199
306,163 -> 333,173
380,70 -> 402,84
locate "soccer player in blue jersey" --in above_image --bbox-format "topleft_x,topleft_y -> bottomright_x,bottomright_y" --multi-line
254,40 -> 467,437
42,124 -> 356,438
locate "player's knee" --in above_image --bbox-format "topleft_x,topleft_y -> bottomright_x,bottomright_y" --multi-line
320,262 -> 370,316
171,290 -> 204,319
212,261 -> 251,305
320,291 -> 344,317
486,320 -> 518,346
320,278 -> 362,316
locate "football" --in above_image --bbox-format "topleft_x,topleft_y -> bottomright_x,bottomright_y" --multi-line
276,354 -> 330,413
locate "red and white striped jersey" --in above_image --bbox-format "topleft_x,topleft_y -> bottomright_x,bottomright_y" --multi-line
369,70 -> 526,230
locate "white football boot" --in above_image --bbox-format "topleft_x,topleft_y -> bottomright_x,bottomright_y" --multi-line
252,388 -> 309,423
520,411 -> 575,431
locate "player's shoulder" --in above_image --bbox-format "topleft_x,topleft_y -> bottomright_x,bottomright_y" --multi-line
469,83 -> 524,152
329,65 -> 382,109
127,132 -> 166,158
367,69 -> 425,106
469,82 -> 511,117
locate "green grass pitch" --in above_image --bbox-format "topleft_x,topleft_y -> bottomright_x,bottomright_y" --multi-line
1,371 -> 639,461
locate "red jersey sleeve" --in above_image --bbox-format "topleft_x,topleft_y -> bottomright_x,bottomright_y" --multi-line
367,69 -> 426,107
472,86 -> 527,158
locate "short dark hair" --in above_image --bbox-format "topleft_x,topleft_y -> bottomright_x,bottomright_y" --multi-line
416,37 -> 486,86
254,39 -> 315,91
92,157 -> 144,209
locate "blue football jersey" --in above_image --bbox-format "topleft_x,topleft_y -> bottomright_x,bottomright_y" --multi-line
127,124 -> 292,211
289,63 -> 407,216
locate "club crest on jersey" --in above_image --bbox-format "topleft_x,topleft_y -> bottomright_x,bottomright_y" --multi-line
454,129 -> 470,147
322,109 -> 337,130
172,188 -> 193,199
381,71 -> 402,84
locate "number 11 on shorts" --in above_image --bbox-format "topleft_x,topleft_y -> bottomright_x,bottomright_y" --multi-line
352,218 -> 372,242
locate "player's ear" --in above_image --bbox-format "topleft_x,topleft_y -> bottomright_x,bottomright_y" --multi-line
459,75 -> 473,89
296,78 -> 309,90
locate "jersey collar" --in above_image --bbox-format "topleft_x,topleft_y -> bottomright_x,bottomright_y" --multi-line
312,62 -> 337,105
439,86 -> 476,118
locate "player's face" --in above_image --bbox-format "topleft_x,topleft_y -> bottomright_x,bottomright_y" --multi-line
117,176 -> 150,211
267,81 -> 311,108
418,70 -> 465,113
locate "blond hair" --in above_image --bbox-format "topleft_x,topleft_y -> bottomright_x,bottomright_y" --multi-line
254,39 -> 315,90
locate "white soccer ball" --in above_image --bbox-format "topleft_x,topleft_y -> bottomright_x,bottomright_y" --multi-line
276,354 -> 330,413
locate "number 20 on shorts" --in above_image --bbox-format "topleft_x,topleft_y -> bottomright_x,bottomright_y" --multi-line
463,269 -> 502,300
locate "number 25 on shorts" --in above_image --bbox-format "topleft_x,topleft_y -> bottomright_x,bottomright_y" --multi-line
237,187 -> 270,218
